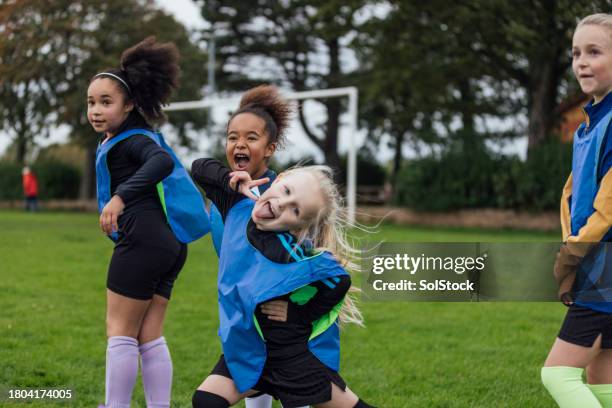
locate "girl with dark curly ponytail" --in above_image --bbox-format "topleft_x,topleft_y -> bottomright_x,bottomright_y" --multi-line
193,85 -> 298,408
88,37 -> 207,408
201,85 -> 293,255
89,36 -> 180,127
190,86 -> 377,408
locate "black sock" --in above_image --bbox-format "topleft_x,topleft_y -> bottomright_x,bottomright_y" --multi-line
192,389 -> 230,408
354,398 -> 376,408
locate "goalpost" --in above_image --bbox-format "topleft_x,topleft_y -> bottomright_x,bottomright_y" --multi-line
165,87 -> 359,223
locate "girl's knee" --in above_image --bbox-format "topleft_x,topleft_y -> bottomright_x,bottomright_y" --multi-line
541,366 -> 584,391
192,390 -> 230,408
105,318 -> 140,339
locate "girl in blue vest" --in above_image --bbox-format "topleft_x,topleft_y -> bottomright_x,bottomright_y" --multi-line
89,37 -> 208,408
541,14 -> 612,408
190,161 -> 375,407
208,85 -> 311,408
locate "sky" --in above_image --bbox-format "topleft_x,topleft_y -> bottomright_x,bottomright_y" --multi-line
157,0 -> 206,30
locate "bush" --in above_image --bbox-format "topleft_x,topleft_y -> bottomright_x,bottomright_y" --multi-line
395,140 -> 572,212
491,141 -> 572,211
341,152 -> 387,187
0,162 -> 23,199
0,161 -> 81,200
32,161 -> 81,199
395,146 -> 503,211
275,152 -> 387,187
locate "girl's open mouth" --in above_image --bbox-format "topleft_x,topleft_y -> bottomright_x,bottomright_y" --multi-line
234,153 -> 250,170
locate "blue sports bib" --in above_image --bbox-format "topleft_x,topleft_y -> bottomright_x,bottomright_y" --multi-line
217,198 -> 347,392
209,169 -> 276,256
96,128 -> 210,243
570,111 -> 612,312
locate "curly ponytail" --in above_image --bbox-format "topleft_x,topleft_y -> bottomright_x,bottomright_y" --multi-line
229,85 -> 294,149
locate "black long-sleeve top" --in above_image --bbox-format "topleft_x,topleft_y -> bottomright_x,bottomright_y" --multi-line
191,158 -> 350,359
104,112 -> 174,218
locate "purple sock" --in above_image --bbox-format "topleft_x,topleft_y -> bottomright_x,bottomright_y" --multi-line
139,336 -> 172,408
105,336 -> 139,408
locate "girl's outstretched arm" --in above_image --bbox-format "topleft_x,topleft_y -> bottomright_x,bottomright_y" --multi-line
191,158 -> 245,220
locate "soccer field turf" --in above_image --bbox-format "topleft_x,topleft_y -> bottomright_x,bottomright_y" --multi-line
0,211 -> 563,407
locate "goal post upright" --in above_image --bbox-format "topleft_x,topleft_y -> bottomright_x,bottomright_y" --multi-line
165,86 -> 359,223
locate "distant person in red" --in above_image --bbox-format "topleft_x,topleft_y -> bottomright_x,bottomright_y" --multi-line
22,166 -> 39,212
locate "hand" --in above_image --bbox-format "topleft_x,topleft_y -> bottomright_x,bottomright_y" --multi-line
228,171 -> 269,201
100,195 -> 125,235
260,300 -> 289,322
554,245 -> 580,305
560,292 -> 574,307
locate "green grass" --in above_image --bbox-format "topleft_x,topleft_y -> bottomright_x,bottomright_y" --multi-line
0,210 -> 564,407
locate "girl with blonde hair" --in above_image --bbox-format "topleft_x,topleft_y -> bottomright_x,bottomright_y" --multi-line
542,13 -> 612,408
190,157 -> 375,407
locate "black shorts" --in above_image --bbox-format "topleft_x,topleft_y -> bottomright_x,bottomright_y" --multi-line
211,353 -> 346,408
107,210 -> 187,300
558,304 -> 612,348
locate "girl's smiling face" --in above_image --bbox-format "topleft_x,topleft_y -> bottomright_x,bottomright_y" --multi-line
87,78 -> 133,137
572,24 -> 612,104
251,171 -> 324,233
226,112 -> 276,178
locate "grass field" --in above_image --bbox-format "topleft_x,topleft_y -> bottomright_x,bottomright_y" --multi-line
0,210 -> 564,407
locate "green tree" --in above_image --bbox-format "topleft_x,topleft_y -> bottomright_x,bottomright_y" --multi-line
354,1 -> 502,192
354,0 -> 609,197
433,0 -> 610,149
0,0 -> 64,165
198,0 -> 366,174
0,0 -> 208,197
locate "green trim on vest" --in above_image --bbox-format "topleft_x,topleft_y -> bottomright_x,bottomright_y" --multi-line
289,284 -> 343,340
253,314 -> 265,341
290,285 -> 317,305
156,182 -> 168,217
310,299 -> 343,340
253,286 -> 343,342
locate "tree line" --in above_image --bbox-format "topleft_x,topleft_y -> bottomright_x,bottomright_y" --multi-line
1,0 -> 610,199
